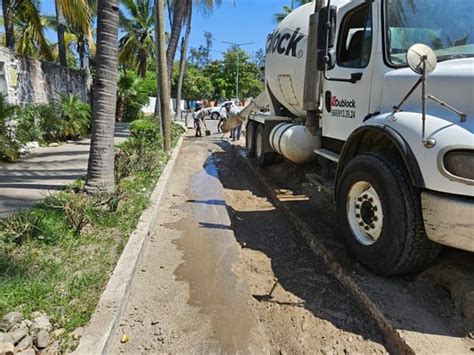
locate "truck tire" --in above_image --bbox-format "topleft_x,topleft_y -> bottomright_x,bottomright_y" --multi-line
255,124 -> 274,167
336,152 -> 440,275
211,112 -> 220,120
246,121 -> 256,157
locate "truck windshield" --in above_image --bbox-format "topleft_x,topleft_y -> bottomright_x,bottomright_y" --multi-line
385,0 -> 474,66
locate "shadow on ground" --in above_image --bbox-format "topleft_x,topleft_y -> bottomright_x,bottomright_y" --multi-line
208,137 -> 474,347
206,138 -> 387,348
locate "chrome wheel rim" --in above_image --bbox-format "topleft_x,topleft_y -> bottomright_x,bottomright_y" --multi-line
347,181 -> 384,246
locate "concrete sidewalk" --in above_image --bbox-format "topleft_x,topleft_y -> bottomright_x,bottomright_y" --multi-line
0,123 -> 129,218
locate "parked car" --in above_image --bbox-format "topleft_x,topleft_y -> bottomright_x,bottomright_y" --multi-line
209,101 -> 242,120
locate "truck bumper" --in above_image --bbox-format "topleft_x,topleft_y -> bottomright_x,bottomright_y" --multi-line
421,191 -> 474,252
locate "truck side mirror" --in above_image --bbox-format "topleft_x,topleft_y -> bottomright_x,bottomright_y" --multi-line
317,6 -> 337,50
407,44 -> 437,76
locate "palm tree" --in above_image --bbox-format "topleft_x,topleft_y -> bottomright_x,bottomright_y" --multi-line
55,0 -> 92,67
9,0 -> 93,65
116,73 -> 142,121
55,0 -> 67,66
2,0 -> 15,50
12,0 -> 53,60
174,0 -> 191,118
166,0 -> 186,79
274,0 -> 311,23
166,0 -> 222,80
86,0 -> 120,194
55,0 -> 96,69
155,0 -> 171,152
119,0 -> 155,78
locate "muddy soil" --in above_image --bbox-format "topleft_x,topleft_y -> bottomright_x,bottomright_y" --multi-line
110,126 -> 388,354
233,143 -> 474,353
213,139 -> 387,354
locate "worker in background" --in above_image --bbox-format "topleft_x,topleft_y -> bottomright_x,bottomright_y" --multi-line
227,103 -> 242,141
217,104 -> 228,134
193,106 -> 203,137
194,104 -> 213,137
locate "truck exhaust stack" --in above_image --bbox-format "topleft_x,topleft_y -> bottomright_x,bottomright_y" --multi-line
303,0 -> 325,137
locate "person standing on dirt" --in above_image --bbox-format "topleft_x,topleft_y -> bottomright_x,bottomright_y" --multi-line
193,106 -> 203,137
217,103 -> 228,134
231,116 -> 243,142
194,104 -> 213,137
222,102 -> 242,141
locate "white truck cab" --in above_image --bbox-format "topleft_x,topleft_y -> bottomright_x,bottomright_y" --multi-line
243,0 -> 473,275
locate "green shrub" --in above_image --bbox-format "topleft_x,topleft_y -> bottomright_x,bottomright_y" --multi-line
130,118 -> 161,142
117,72 -> 150,122
15,95 -> 91,145
115,117 -> 167,180
115,139 -> 167,181
56,94 -> 91,140
171,122 -> 185,144
37,104 -> 63,143
15,104 -> 44,143
0,94 -> 20,162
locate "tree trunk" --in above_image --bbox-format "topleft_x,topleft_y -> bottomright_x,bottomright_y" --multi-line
166,0 -> 173,27
138,49 -> 148,78
85,0 -> 120,194
175,0 -> 192,119
78,34 -> 87,69
156,0 -> 171,152
55,0 -> 68,67
116,96 -> 124,122
154,4 -> 162,136
166,0 -> 186,80
2,0 -> 15,51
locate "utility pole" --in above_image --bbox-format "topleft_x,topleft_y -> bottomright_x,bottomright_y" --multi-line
222,41 -> 254,100
156,0 -> 171,152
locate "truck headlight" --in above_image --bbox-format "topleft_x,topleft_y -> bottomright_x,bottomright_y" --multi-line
443,150 -> 474,181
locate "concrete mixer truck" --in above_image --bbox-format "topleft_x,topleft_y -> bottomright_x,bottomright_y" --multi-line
238,0 -> 474,275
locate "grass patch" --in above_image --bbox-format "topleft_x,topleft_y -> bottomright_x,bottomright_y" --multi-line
0,121 -> 185,351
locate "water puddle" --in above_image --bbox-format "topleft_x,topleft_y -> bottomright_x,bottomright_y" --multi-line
170,154 -> 257,352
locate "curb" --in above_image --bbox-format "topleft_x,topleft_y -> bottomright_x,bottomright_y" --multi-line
74,136 -> 185,355
232,145 -> 415,355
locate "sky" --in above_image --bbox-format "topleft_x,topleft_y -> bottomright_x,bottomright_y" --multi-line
9,0 -> 292,61
186,0 -> 291,59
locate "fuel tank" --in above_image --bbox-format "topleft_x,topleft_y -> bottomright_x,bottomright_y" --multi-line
269,123 -> 321,163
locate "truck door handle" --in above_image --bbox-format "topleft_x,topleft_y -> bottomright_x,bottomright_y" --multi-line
350,72 -> 363,83
324,72 -> 363,84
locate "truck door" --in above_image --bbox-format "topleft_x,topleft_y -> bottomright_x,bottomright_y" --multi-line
322,1 -> 376,141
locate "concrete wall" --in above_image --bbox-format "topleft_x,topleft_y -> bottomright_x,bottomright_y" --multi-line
0,47 -> 91,106
142,98 -> 185,115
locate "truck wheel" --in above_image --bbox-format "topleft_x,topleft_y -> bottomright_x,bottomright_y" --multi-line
336,152 -> 440,275
211,112 -> 219,120
246,121 -> 256,157
255,124 -> 274,167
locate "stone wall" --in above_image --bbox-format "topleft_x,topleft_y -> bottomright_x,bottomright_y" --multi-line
0,47 -> 91,106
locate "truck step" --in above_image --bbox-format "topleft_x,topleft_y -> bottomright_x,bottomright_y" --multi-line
306,173 -> 334,196
314,149 -> 340,163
